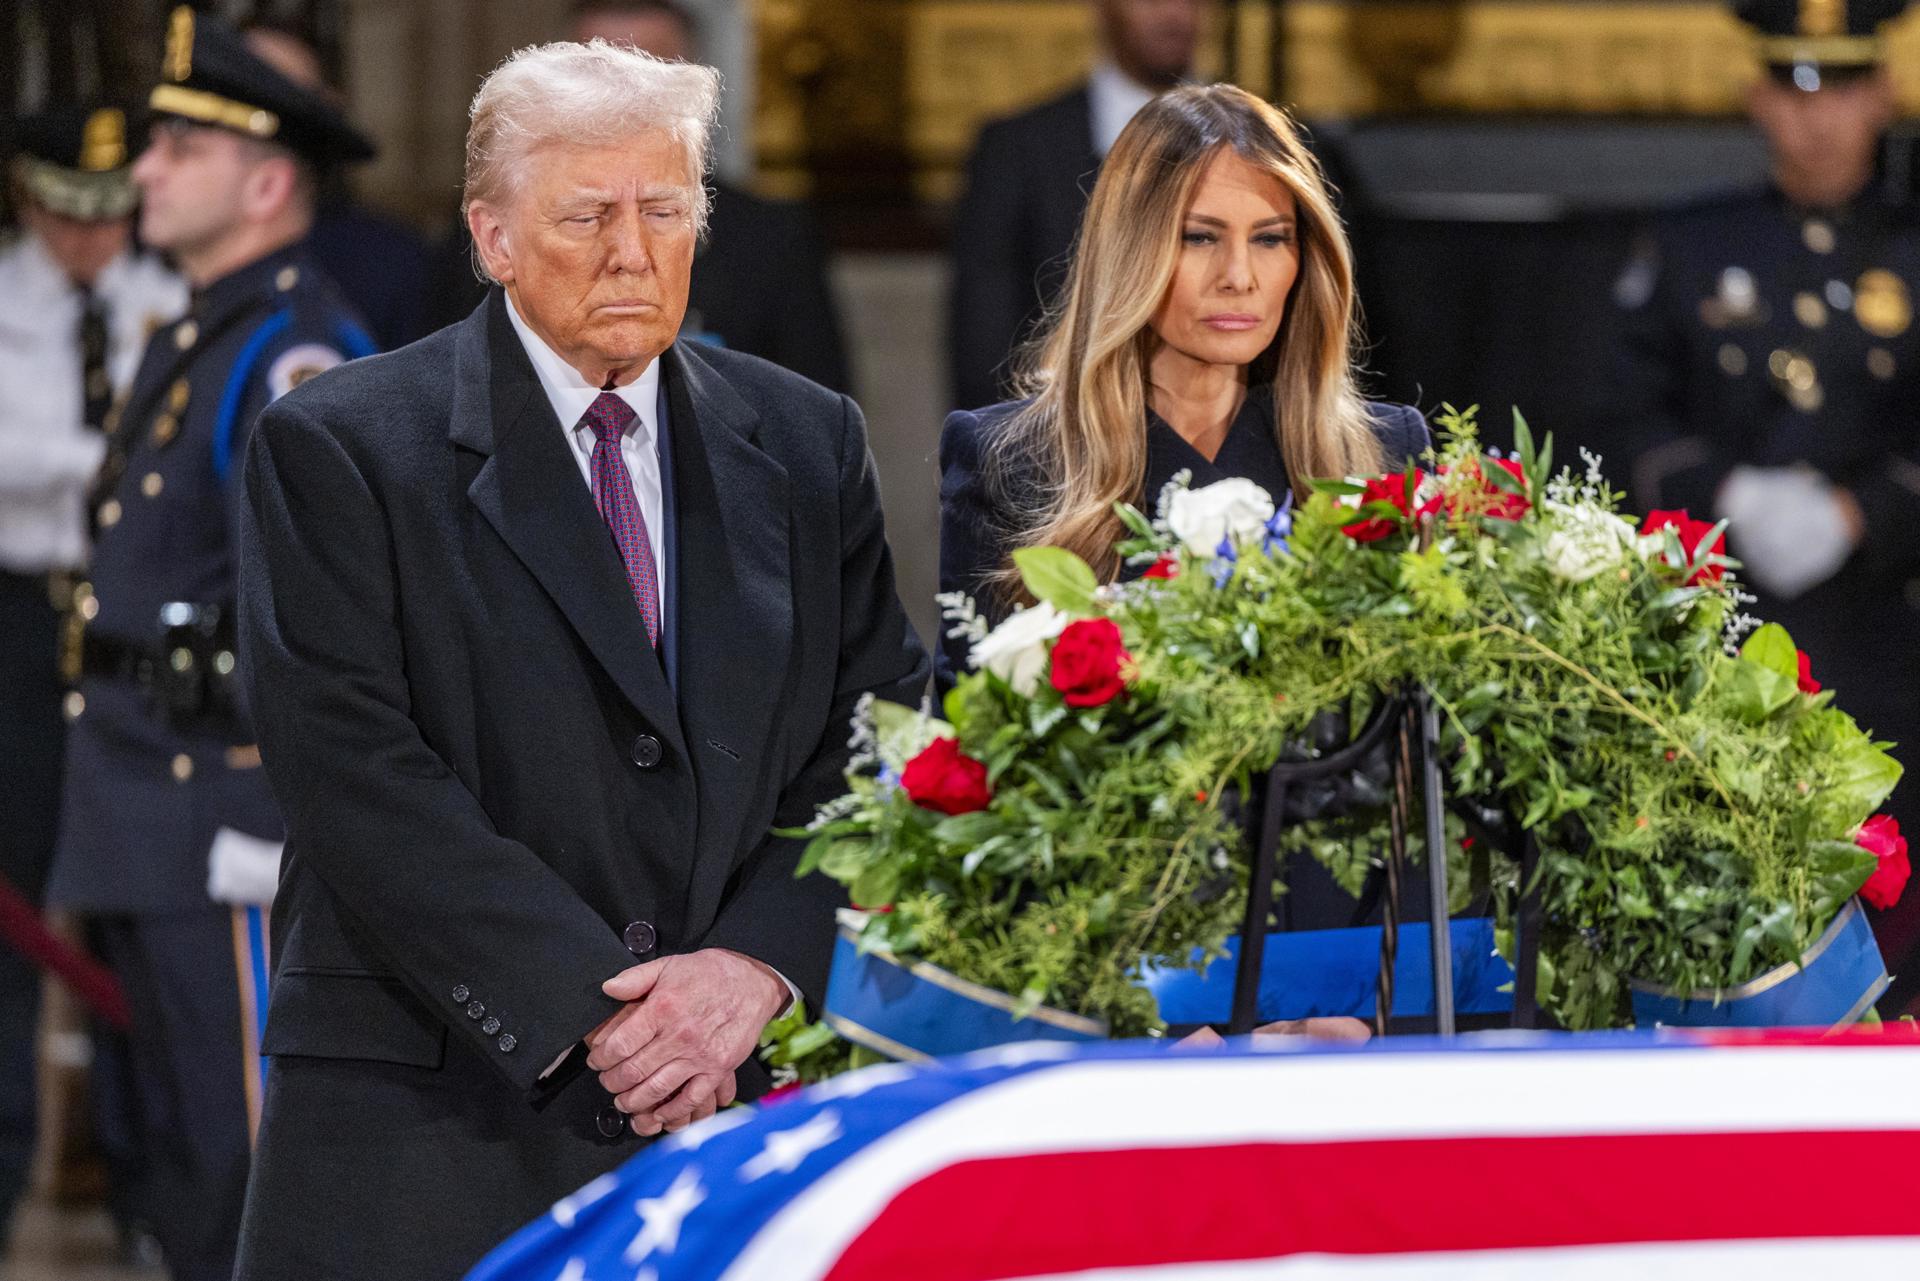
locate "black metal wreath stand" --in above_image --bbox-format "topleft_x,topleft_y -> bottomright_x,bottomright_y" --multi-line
1222,687 -> 1543,1037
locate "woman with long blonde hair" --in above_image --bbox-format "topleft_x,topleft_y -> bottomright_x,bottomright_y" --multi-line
938,83 -> 1427,686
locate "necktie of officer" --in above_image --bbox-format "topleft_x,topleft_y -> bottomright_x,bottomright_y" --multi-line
77,284 -> 111,429
581,392 -> 661,646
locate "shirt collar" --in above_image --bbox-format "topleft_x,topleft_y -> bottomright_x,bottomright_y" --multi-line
504,290 -> 659,446
1088,60 -> 1160,156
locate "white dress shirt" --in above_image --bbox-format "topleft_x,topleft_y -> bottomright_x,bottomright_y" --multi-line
1087,60 -> 1160,157
504,296 -> 801,1041
504,293 -> 667,615
0,235 -> 186,573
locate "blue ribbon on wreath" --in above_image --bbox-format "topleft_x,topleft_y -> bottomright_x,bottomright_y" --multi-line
1629,898 -> 1888,1029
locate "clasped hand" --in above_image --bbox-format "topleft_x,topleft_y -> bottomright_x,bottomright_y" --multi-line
585,948 -> 788,1137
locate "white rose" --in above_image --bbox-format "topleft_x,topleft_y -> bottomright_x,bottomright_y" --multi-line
1540,502 -> 1639,583
1165,478 -> 1276,557
968,601 -> 1069,695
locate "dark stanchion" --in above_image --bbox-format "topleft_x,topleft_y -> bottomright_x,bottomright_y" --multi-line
1229,697 -> 1408,1035
1510,831 -> 1545,1029
1420,692 -> 1456,1035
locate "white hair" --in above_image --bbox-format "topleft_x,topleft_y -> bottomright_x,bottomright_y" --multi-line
463,39 -> 721,262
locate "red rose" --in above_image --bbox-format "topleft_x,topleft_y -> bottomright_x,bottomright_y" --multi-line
1640,509 -> 1725,585
1445,457 -> 1531,521
1639,509 -> 1726,585
1049,617 -> 1132,708
1143,555 -> 1180,580
1858,815 -> 1911,910
1343,471 -> 1437,542
1797,650 -> 1821,695
900,737 -> 991,815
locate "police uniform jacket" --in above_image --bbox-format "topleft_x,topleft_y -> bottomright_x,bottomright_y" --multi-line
1615,183 -> 1920,750
230,290 -> 928,1281
0,235 -> 185,574
48,240 -> 374,915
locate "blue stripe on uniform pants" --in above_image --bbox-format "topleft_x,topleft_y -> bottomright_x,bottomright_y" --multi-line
230,905 -> 271,1141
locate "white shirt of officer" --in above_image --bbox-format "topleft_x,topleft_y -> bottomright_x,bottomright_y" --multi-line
0,233 -> 185,573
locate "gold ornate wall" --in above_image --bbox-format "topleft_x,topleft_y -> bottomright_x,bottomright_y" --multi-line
752,0 -> 1920,202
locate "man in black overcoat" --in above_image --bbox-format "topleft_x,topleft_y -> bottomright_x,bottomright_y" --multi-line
231,37 -> 927,1281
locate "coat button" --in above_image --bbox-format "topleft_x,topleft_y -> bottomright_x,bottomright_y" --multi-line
631,734 -> 662,769
596,1105 -> 625,1138
497,1034 -> 517,1053
466,1001 -> 485,1019
623,920 -> 657,955
451,985 -> 470,1003
481,1016 -> 501,1036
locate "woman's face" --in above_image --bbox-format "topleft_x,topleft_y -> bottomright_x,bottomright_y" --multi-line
1148,149 -> 1300,370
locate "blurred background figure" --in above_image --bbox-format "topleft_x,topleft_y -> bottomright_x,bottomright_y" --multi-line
1611,0 -> 1920,994
0,97 -> 185,1262
947,0 -> 1204,410
422,0 -> 851,392
41,9 -> 377,1279
239,16 -> 431,349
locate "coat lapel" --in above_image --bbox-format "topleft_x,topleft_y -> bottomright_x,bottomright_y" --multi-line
661,341 -> 793,923
455,292 -> 686,757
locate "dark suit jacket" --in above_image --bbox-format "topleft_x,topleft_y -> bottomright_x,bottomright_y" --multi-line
689,180 -> 851,393
232,291 -> 927,1281
947,87 -> 1099,410
936,391 -> 1431,689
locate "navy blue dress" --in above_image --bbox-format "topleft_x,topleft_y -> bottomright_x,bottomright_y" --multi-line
936,386 -> 1430,689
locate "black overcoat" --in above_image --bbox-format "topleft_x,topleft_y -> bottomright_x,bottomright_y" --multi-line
232,290 -> 928,1280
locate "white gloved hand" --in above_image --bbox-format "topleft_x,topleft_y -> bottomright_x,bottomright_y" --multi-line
1718,465 -> 1857,600
206,826 -> 283,906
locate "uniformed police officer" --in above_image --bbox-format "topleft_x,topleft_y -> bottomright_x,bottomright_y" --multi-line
43,10 -> 378,1279
1614,0 -> 1920,1003
0,97 -> 185,1258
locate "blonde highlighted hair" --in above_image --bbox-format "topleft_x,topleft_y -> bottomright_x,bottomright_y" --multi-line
987,83 -> 1382,596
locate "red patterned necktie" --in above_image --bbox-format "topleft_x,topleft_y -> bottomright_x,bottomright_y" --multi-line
581,392 -> 661,646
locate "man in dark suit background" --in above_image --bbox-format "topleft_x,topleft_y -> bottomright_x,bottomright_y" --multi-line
232,37 -> 926,1281
420,1 -> 852,393
948,0 -> 1203,410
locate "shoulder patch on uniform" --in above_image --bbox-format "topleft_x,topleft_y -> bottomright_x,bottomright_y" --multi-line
267,343 -> 344,399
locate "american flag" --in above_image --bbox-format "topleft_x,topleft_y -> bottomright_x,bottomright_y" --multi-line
467,1028 -> 1920,1281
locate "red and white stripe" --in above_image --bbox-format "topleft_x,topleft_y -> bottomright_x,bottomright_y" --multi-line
721,1039 -> 1920,1280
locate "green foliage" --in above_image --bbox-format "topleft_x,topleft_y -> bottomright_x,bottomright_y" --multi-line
779,408 -> 1899,1076
1014,546 -> 1100,616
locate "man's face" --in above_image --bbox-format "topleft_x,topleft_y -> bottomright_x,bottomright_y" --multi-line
21,199 -> 131,286
471,129 -> 698,382
1099,0 -> 1204,86
570,9 -> 691,61
1750,71 -> 1893,207
130,121 -> 256,256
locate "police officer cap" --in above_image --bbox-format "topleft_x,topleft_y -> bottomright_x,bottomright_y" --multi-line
10,101 -> 141,220
1735,0 -> 1909,87
150,5 -> 375,165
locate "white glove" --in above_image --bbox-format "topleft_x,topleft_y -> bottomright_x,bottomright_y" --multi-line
1718,465 -> 1857,600
207,826 -> 283,906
